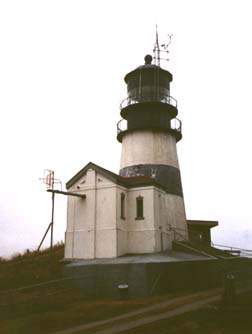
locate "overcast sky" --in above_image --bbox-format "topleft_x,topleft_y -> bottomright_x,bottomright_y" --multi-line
0,0 -> 252,257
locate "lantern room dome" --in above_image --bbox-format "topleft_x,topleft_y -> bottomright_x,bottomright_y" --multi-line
124,55 -> 173,83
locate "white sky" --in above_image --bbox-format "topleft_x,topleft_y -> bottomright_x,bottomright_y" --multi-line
0,0 -> 252,257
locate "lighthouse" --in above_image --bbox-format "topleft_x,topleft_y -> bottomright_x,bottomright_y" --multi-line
117,53 -> 188,244
61,40 -> 224,300
118,54 -> 183,197
64,53 -> 188,260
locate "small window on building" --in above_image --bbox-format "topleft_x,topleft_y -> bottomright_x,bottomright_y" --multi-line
136,195 -> 144,220
120,193 -> 125,219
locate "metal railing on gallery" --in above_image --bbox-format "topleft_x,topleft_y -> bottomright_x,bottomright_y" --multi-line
117,117 -> 182,136
120,94 -> 178,110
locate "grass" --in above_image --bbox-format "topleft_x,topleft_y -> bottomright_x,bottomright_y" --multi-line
121,290 -> 252,334
2,289 -> 250,334
0,242 -> 64,290
0,289 -> 193,334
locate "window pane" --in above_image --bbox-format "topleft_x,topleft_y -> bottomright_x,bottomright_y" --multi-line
136,196 -> 143,218
120,193 -> 125,219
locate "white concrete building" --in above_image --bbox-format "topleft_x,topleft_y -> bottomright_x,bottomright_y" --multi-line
65,54 -> 188,260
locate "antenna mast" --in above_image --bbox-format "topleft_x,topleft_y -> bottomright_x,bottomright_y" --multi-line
153,25 -> 173,66
153,25 -> 161,66
38,170 -> 62,257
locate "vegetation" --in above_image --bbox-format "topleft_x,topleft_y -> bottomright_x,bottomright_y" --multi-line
0,242 -> 64,291
122,291 -> 252,334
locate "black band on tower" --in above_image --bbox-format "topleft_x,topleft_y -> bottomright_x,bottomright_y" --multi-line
119,164 -> 183,197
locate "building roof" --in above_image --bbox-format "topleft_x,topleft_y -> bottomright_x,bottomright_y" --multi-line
124,55 -> 173,83
124,65 -> 173,84
66,161 -> 166,190
187,220 -> 218,228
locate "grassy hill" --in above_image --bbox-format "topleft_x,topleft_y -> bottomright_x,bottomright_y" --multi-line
0,243 -> 64,290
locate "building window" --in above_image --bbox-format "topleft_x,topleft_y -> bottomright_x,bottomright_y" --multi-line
136,195 -> 144,220
120,193 -> 125,219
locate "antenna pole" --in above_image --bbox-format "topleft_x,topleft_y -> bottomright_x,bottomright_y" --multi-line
37,222 -> 52,252
38,170 -> 61,257
50,171 -> 55,258
153,26 -> 172,66
156,25 -> 160,67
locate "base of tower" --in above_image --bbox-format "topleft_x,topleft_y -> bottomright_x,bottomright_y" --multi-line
63,252 -> 250,299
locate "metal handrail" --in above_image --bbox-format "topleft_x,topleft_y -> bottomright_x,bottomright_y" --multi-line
212,243 -> 252,255
171,118 -> 182,134
117,119 -> 127,135
117,117 -> 182,135
120,95 -> 178,110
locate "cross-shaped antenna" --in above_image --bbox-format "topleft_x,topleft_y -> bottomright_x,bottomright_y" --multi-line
40,169 -> 62,190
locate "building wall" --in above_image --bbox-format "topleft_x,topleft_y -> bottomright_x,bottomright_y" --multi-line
115,186 -> 157,255
116,187 -> 128,256
65,168 -> 118,259
120,130 -> 179,169
153,188 -> 188,251
188,226 -> 211,246
65,169 -> 188,260
65,173 -> 96,259
126,187 -> 156,254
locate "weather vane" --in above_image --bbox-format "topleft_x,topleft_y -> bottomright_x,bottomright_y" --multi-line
153,25 -> 173,66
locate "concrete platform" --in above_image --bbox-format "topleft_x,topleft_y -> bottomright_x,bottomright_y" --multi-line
63,251 -> 251,299
63,251 -> 226,298
65,250 -> 212,267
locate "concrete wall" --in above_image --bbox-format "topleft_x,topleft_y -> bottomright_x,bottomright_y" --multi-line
64,257 -> 252,298
120,130 -> 179,169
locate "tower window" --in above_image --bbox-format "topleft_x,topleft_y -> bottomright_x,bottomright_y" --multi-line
136,196 -> 144,220
120,193 -> 125,219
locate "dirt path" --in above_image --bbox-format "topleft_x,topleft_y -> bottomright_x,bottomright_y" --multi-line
51,288 -> 222,334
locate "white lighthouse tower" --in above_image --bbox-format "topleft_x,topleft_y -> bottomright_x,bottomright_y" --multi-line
118,54 -> 183,199
64,52 -> 188,260
117,53 -> 188,244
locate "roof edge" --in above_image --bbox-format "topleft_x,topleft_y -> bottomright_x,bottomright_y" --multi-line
66,162 -> 119,189
187,220 -> 219,228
